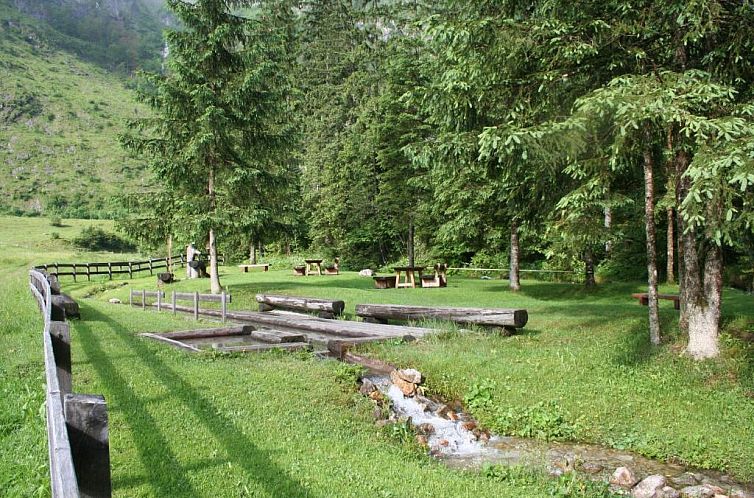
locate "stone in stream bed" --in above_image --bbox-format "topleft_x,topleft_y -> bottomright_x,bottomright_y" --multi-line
671,474 -> 701,488
416,423 -> 435,435
679,484 -> 727,498
730,489 -> 754,498
631,474 -> 667,498
579,461 -> 604,475
396,368 -> 422,384
610,466 -> 639,489
390,370 -> 417,396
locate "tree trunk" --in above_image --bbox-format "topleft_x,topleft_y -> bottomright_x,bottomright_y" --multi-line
509,220 -> 521,291
666,208 -> 675,284
643,134 -> 661,346
407,216 -> 415,268
584,248 -> 596,287
675,149 -> 722,358
604,206 -> 612,255
250,239 -> 257,264
208,167 -> 221,294
167,234 -> 173,273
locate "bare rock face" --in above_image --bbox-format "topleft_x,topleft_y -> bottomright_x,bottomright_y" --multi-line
611,467 -> 640,489
680,484 -> 727,498
390,369 -> 416,396
632,475 -> 668,498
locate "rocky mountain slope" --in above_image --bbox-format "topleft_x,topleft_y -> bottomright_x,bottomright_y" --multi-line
0,0 -> 163,217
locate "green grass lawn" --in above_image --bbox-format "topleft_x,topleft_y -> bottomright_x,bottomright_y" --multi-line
2,216 -> 753,497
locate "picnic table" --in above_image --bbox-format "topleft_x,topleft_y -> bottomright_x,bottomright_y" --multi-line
393,266 -> 425,289
305,259 -> 323,276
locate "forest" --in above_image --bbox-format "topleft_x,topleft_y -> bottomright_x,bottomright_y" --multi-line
117,0 -> 754,360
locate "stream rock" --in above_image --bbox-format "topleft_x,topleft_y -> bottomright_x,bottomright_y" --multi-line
680,484 -> 726,498
611,467 -> 639,489
672,474 -> 701,488
632,475 -> 667,498
390,370 -> 417,396
360,378 -> 377,396
396,368 -> 422,384
730,489 -> 754,498
662,487 -> 682,498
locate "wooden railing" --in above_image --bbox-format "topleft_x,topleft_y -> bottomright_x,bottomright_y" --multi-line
130,289 -> 232,322
29,270 -> 111,497
34,253 -> 224,281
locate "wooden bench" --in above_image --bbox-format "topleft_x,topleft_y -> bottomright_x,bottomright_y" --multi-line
373,276 -> 396,289
293,265 -> 306,276
256,294 -> 345,319
324,258 -> 340,275
238,263 -> 270,272
420,263 -> 448,288
355,304 -> 528,331
631,293 -> 680,310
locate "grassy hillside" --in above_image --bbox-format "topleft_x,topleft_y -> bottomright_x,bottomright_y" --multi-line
0,2 -> 153,218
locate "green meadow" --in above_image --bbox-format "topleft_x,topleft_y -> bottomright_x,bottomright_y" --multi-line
2,216 -> 753,497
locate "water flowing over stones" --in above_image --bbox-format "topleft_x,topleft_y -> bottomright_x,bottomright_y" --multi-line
359,372 -> 754,498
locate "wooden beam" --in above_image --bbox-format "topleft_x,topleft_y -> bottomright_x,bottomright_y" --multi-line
139,333 -> 201,352
64,394 -> 111,498
255,294 -> 345,317
213,342 -> 311,353
156,326 -> 253,340
354,304 -> 528,329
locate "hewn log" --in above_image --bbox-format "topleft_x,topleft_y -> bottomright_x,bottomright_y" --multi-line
157,326 -> 253,340
64,393 -> 111,498
255,294 -> 345,317
354,304 -> 528,329
51,294 -> 80,320
49,322 -> 72,397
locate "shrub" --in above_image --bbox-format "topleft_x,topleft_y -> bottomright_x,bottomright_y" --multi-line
72,226 -> 135,252
50,232 -> 60,240
50,216 -> 63,227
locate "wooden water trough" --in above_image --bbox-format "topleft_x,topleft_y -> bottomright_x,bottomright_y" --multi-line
139,324 -> 310,353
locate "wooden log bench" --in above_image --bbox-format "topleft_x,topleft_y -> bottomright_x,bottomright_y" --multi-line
420,263 -> 448,288
256,294 -> 345,319
373,276 -> 396,289
355,303 -> 528,331
238,263 -> 270,272
631,293 -> 680,310
324,257 -> 340,276
293,265 -> 306,276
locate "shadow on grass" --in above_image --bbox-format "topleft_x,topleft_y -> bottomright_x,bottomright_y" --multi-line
75,304 -> 315,497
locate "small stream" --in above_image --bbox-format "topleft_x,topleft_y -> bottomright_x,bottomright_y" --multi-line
366,375 -> 754,496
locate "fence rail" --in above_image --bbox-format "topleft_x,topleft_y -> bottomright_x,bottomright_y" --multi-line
29,270 -> 111,497
34,253 -> 225,282
130,289 -> 232,322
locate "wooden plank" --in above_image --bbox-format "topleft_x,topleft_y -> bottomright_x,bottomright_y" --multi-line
173,292 -> 233,303
64,394 -> 111,497
157,326 -> 253,340
213,342 -> 311,353
354,304 -> 528,328
256,294 -> 345,317
250,330 -> 307,344
49,322 -> 72,397
139,333 -> 201,352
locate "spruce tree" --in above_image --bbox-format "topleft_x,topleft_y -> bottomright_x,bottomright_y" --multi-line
122,0 -> 295,293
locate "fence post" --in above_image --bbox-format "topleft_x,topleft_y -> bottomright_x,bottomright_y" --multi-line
64,394 -> 112,498
107,262 -> 112,280
141,290 -> 146,311
221,291 -> 227,322
193,291 -> 199,320
49,322 -> 72,399
172,291 -> 176,315
149,259 -> 153,275
87,263 -> 91,281
72,264 -> 77,283
157,291 -> 161,312
128,262 -> 133,279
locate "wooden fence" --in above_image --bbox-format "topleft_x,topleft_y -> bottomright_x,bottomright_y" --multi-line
130,289 -> 232,322
29,270 -> 111,497
34,253 -> 225,282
